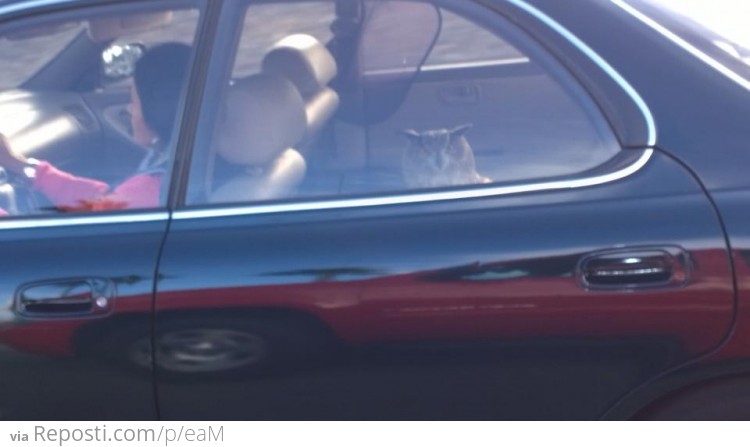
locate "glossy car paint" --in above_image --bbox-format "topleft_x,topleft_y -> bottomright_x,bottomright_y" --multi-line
153,0 -> 743,420
155,148 -> 733,419
523,0 -> 750,419
0,217 -> 164,419
0,0 -> 747,421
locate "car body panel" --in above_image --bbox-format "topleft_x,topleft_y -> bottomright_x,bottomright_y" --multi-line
156,150 -> 733,420
0,218 -> 165,419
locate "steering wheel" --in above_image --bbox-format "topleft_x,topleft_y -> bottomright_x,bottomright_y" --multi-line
0,166 -> 41,216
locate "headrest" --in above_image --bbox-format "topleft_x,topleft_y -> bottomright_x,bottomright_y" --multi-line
215,74 -> 306,166
262,34 -> 337,98
302,87 -> 339,146
210,149 -> 307,203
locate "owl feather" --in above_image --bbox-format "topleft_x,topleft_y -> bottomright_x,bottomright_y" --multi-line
401,124 -> 491,189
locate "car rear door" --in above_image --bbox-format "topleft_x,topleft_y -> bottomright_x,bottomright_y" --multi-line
153,0 -> 734,420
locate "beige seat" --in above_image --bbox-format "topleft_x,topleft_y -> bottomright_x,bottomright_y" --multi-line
261,34 -> 339,151
210,74 -> 307,204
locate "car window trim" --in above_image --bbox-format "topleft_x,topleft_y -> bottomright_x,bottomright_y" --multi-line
172,148 -> 653,221
0,211 -> 169,230
0,147 -> 653,228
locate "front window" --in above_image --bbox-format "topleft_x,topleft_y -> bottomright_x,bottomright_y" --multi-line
0,3 -> 201,218
0,22 -> 84,90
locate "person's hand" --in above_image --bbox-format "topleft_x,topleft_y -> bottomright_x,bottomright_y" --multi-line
0,133 -> 28,174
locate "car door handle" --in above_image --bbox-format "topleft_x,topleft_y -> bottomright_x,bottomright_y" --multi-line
578,247 -> 691,290
15,278 -> 115,318
439,84 -> 480,105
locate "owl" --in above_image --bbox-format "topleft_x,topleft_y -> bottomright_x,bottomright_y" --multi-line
400,124 -> 491,189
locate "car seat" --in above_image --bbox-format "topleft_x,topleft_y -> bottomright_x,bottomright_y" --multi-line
210,74 -> 307,203
261,34 -> 339,152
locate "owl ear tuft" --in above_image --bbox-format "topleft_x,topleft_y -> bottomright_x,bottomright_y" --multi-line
449,123 -> 473,138
400,129 -> 421,144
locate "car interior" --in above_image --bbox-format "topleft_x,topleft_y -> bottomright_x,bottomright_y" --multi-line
0,0 -> 622,215
0,6 -> 199,214
195,0 -> 621,206
208,32 -> 341,203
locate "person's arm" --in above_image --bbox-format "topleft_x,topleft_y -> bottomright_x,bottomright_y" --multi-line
33,161 -> 109,208
0,133 -> 110,208
55,174 -> 161,212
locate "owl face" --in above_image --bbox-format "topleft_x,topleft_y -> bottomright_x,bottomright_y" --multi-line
401,124 -> 483,188
402,124 -> 473,173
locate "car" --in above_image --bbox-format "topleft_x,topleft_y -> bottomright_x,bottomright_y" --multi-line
0,0 -> 748,420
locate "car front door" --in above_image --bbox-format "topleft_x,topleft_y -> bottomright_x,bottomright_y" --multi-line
0,0 -> 206,420
153,0 -> 734,420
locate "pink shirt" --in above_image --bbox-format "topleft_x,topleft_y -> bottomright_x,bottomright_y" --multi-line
31,161 -> 161,212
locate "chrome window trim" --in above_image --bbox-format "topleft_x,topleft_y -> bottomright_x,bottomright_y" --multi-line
612,0 -> 750,92
0,212 -> 169,230
174,149 -> 654,220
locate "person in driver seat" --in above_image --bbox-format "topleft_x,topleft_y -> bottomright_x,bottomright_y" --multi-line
0,42 -> 191,215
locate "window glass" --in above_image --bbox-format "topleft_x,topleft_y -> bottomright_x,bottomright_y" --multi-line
186,0 -> 620,207
232,3 -> 334,78
0,23 -> 84,89
0,4 -> 200,218
425,10 -> 525,67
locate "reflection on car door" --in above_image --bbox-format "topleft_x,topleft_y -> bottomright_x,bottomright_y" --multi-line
0,217 -> 168,419
153,0 -> 734,420
156,149 -> 732,420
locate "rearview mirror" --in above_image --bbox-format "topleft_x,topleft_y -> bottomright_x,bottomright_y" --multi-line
102,43 -> 145,79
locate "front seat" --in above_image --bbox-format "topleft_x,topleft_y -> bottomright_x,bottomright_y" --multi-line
261,34 -> 339,151
210,74 -> 308,204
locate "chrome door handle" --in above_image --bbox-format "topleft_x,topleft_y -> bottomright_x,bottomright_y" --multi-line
15,278 -> 115,318
578,247 -> 691,290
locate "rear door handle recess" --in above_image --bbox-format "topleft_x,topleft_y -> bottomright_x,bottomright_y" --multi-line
15,278 -> 115,318
578,247 -> 691,290
439,84 -> 480,105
